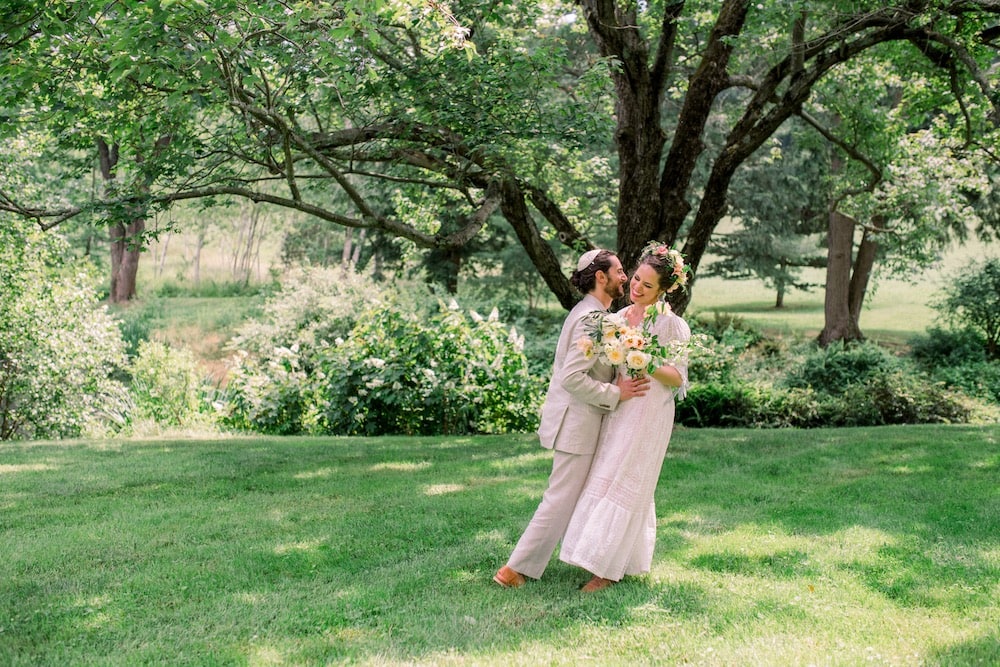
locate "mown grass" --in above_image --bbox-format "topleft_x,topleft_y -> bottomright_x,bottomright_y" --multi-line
691,239 -> 995,345
2,426 -> 997,665
690,274 -> 942,346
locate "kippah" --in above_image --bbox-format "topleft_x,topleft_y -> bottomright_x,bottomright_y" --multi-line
576,248 -> 603,271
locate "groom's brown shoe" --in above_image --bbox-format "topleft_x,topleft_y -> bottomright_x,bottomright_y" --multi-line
580,575 -> 614,593
493,565 -> 526,588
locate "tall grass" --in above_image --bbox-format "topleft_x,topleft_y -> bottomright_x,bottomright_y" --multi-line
2,426 -> 997,665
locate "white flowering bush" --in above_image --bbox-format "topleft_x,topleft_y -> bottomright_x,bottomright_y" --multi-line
227,265 -> 371,363
219,267 -> 543,436
0,218 -> 128,440
224,345 -> 309,435
304,301 -> 542,435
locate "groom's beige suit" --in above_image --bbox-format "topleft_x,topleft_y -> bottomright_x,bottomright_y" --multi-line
507,293 -> 622,579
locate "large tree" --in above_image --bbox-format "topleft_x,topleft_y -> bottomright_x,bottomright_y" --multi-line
2,1 -> 999,322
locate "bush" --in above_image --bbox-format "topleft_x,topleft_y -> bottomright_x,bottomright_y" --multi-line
692,311 -> 765,348
686,313 -> 763,385
908,326 -> 987,369
676,382 -> 821,428
925,361 -> 1000,404
674,334 -> 981,428
934,257 -> 1000,359
223,346 -> 309,435
227,266 -> 371,365
128,340 -> 216,431
783,341 -> 901,395
220,268 -> 543,436
0,217 -> 128,440
304,302 -> 542,436
861,371 -> 971,424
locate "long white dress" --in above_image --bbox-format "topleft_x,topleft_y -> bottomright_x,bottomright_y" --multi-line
558,305 -> 690,581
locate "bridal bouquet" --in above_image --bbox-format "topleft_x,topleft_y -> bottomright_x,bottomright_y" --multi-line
575,304 -> 690,378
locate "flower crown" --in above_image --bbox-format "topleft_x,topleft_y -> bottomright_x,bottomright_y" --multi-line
640,240 -> 690,293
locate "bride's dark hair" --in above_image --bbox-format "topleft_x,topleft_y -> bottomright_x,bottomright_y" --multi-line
635,241 -> 689,294
635,253 -> 674,295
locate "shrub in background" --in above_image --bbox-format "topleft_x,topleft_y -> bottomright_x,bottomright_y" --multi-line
783,340 -> 901,394
0,217 -> 128,440
930,363 -> 1000,404
227,266 -> 371,365
908,326 -> 987,368
305,302 -> 541,436
677,331 -> 980,428
908,326 -> 1000,404
128,340 -> 217,432
782,341 -> 972,425
686,312 -> 763,385
221,268 -> 542,436
934,257 -> 1000,359
224,345 -> 308,435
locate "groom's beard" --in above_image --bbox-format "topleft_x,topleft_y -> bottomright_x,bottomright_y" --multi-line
604,282 -> 625,301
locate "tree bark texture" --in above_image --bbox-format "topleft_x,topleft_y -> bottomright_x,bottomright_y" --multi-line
98,139 -> 142,304
818,211 -> 864,345
499,176 -> 578,309
849,224 -> 881,326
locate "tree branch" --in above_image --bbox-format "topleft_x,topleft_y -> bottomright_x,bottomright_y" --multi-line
797,109 -> 883,210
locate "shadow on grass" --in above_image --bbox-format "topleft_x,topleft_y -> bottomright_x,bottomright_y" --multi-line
699,301 -> 824,315
2,427 -> 998,664
923,631 -> 1000,666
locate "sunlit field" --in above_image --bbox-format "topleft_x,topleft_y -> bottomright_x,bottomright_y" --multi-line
2,427 -> 997,665
132,226 -> 996,355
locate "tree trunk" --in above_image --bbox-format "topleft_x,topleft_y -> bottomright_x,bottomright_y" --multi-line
193,231 -> 204,287
848,217 -> 883,325
109,218 -> 144,302
342,228 -> 354,267
98,135 -> 170,303
351,229 -> 365,265
156,232 -> 170,277
818,211 -> 863,345
98,139 -> 142,303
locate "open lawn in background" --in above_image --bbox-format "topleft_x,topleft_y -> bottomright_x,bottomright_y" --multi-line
132,236 -> 997,363
2,425 -> 997,665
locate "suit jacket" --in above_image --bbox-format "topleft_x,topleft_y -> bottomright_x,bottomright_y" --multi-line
537,293 -> 620,455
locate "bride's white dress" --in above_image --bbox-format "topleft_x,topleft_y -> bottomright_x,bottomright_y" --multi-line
559,307 -> 690,581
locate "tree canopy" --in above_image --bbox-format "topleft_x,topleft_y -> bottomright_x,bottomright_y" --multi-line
2,1 -> 999,314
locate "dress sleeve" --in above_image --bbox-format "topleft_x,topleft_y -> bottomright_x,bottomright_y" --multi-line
653,313 -> 691,400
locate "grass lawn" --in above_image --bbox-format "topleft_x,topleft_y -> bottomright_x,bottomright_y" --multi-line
690,238 -> 996,346
689,273 -> 956,349
2,425 -> 998,665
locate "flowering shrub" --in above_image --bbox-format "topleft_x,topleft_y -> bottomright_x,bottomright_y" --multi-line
220,267 -> 543,436
305,301 -> 542,436
0,218 -> 128,440
224,345 -> 309,435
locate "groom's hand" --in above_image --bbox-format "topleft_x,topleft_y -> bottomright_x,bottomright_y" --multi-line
617,375 -> 650,402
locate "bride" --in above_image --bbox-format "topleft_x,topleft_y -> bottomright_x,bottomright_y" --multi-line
559,241 -> 692,592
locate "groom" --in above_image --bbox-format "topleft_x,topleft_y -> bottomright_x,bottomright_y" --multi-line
493,248 -> 649,588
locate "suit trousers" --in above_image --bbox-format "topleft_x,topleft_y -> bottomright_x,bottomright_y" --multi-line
507,449 -> 595,579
